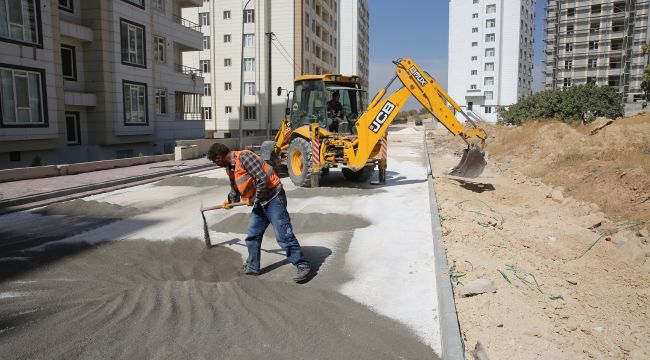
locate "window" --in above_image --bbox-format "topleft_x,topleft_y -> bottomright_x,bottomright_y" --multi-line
472,13 -> 479,18
59,0 -> 74,13
244,106 -> 256,120
225,106 -> 232,113
589,40 -> 599,50
120,19 -> 146,67
0,65 -> 46,126
486,4 -> 496,14
200,60 -> 210,73
484,91 -> 493,100
485,48 -> 495,57
244,9 -> 255,23
567,25 -> 574,35
243,58 -> 255,72
204,83 -> 211,96
472,41 -> 478,47
153,0 -> 163,10
61,44 -> 77,81
485,33 -> 495,42
154,88 -> 167,115
563,78 -> 571,87
199,12 -> 209,26
486,19 -> 495,28
472,27 -> 478,33
470,84 -> 477,90
224,58 -> 231,67
123,80 -> 148,125
588,58 -> 597,69
591,4 -> 601,14
0,0 -> 40,46
485,62 -> 494,71
223,34 -> 231,43
244,82 -> 255,95
122,0 -> 144,9
202,107 -> 211,120
471,56 -> 478,61
565,43 -> 573,52
484,76 -> 494,85
564,60 -> 572,70
224,82 -> 232,90
473,0 -> 478,3
223,10 -> 230,19
567,8 -> 574,17
203,36 -> 210,49
244,33 -> 255,48
153,36 -> 165,63
471,70 -> 477,75
485,106 -> 492,114
65,112 -> 80,145
590,22 -> 600,34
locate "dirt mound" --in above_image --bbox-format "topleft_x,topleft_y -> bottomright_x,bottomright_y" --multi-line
0,239 -> 437,360
487,115 -> 650,224
35,199 -> 141,218
211,213 -> 372,235
154,176 -> 229,187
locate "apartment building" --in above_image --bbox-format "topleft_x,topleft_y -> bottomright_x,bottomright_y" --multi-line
0,0 -> 204,169
339,0 -> 369,102
184,0 -> 339,139
544,0 -> 649,103
448,0 -> 535,122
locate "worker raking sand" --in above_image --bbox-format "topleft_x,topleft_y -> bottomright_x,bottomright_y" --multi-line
207,143 -> 312,283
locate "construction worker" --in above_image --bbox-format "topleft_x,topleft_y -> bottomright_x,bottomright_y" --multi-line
207,143 -> 312,283
326,91 -> 343,132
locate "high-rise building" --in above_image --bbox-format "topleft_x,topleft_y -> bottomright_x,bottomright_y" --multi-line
448,0 -> 535,122
544,0 -> 648,103
0,0 -> 205,169
184,0 -> 339,139
339,0 -> 370,101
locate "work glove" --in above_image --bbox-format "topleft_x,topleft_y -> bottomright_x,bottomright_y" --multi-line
245,198 -> 254,207
222,200 -> 232,210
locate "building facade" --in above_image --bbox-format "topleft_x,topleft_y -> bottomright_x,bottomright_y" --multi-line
339,0 -> 369,102
184,0 -> 339,138
448,0 -> 535,122
0,0 -> 204,169
544,0 -> 648,103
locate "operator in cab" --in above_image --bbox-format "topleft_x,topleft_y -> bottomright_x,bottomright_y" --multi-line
326,91 -> 343,132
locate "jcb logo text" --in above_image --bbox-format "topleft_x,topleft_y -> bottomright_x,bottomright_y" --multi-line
369,101 -> 396,133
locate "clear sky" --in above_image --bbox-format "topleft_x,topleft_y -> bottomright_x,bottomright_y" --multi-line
366,0 -> 546,107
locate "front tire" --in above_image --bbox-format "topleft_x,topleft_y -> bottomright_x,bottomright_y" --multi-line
342,166 -> 375,182
287,137 -> 312,187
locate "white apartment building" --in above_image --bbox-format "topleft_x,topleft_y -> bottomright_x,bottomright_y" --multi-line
448,0 -> 535,122
184,0 -> 339,139
544,0 -> 649,104
339,0 -> 369,101
0,0 -> 204,169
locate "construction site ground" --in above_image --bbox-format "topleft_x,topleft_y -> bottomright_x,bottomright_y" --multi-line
426,113 -> 650,359
0,129 -> 442,359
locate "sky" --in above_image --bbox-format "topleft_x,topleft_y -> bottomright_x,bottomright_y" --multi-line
366,0 -> 546,108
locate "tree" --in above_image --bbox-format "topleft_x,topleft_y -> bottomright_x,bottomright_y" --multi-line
642,65 -> 650,100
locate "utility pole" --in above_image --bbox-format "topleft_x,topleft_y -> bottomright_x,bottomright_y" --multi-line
266,32 -> 274,139
239,0 -> 253,150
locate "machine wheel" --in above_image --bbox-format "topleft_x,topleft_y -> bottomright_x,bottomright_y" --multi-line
342,166 -> 375,182
287,137 -> 313,187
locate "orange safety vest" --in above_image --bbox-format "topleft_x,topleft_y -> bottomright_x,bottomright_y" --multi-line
226,150 -> 281,200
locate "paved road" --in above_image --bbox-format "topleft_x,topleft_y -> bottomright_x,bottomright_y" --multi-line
0,128 -> 442,357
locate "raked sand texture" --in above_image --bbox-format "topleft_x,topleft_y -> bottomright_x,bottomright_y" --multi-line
0,128 -> 441,358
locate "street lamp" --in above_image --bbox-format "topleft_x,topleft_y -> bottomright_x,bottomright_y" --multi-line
238,0 -> 253,150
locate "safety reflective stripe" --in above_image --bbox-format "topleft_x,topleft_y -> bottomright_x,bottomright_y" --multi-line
265,166 -> 274,177
239,181 -> 256,198
235,174 -> 252,185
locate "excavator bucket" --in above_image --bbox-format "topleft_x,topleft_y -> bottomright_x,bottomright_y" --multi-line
449,143 -> 486,178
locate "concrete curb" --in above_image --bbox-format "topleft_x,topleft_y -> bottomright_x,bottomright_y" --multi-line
424,133 -> 465,360
0,163 -> 215,212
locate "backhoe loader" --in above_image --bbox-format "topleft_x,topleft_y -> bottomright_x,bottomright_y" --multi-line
260,57 -> 488,187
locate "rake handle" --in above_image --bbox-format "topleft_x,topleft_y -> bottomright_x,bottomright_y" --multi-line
201,201 -> 247,212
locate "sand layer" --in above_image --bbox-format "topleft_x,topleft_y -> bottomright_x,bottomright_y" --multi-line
154,176 -> 230,187
211,212 -> 371,235
0,239 -> 438,360
35,199 -> 141,218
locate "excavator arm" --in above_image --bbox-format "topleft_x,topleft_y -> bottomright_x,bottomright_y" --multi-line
347,58 -> 487,178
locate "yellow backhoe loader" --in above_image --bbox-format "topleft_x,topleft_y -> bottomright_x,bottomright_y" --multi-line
260,57 -> 488,187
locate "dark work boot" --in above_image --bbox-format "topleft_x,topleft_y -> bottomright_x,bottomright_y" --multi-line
293,264 -> 312,283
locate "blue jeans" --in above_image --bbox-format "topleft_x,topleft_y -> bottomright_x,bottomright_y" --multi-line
244,189 -> 309,273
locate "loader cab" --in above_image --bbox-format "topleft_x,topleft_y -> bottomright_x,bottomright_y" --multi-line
290,75 -> 364,134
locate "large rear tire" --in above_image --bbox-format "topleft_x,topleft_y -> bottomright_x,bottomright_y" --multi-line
342,166 -> 375,183
287,137 -> 312,187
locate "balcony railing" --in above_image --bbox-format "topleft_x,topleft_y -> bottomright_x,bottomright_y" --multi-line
173,14 -> 201,32
174,63 -> 202,78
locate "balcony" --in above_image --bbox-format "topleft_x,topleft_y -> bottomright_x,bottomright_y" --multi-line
173,14 -> 201,32
170,16 -> 203,51
175,0 -> 202,7
174,63 -> 202,78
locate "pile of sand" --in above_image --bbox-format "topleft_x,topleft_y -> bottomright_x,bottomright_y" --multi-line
0,239 -> 437,360
35,199 -> 141,218
211,213 -> 371,235
154,176 -> 229,187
